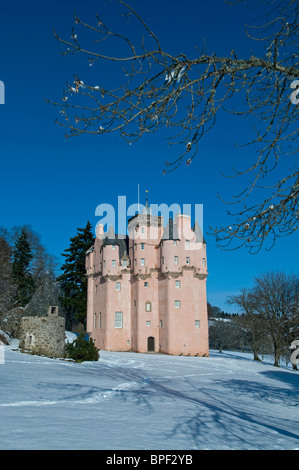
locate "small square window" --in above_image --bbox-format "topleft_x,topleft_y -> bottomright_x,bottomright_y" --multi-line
195,320 -> 200,328
115,282 -> 121,291
112,245 -> 116,250
175,300 -> 181,309
144,282 -> 149,288
49,306 -> 58,315
146,321 -> 151,327
175,280 -> 181,288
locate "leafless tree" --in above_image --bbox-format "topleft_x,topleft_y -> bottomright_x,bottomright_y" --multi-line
228,288 -> 267,360
230,272 -> 299,366
49,0 -> 299,252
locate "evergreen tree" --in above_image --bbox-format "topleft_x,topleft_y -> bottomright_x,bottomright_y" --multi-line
58,221 -> 94,330
11,228 -> 35,307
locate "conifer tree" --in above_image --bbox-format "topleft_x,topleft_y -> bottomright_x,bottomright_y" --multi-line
58,221 -> 94,329
11,228 -> 35,307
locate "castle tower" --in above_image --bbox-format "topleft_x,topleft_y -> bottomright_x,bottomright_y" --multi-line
159,213 -> 209,355
128,199 -> 164,352
86,223 -> 132,351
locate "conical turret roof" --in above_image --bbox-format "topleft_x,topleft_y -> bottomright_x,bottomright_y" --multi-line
161,217 -> 180,241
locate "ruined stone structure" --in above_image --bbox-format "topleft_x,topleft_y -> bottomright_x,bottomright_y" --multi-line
86,203 -> 209,356
19,276 -> 66,358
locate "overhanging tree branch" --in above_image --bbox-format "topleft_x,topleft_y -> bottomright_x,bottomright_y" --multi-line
48,0 -> 299,252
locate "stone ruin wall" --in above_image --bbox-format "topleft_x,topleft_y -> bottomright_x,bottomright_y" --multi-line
19,316 -> 66,358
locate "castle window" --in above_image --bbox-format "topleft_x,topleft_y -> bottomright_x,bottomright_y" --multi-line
202,258 -> 206,266
174,256 -> 178,264
99,312 -> 102,329
160,320 -> 163,327
146,321 -> 151,327
175,300 -> 181,309
141,243 -> 145,250
162,257 -> 164,264
144,282 -> 149,288
173,240 -> 177,246
112,260 -> 116,267
135,259 -> 137,266
195,320 -> 200,328
141,227 -> 144,234
185,240 -> 190,248
112,245 -> 116,250
94,313 -> 97,329
141,258 -> 145,266
123,260 -> 127,268
186,257 -> 190,265
115,312 -> 123,328
175,280 -> 181,288
145,301 -> 151,312
115,282 -> 121,291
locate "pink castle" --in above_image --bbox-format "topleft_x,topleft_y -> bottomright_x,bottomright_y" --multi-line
86,201 -> 209,356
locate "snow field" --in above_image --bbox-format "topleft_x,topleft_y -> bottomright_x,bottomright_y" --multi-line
0,338 -> 298,450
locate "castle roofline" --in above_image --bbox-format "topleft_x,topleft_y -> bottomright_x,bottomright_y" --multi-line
102,225 -> 128,259
161,217 -> 180,241
192,220 -> 206,244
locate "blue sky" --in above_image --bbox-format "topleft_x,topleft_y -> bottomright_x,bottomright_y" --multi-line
0,0 -> 298,313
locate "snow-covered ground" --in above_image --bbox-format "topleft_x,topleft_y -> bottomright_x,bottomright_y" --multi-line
0,337 -> 298,450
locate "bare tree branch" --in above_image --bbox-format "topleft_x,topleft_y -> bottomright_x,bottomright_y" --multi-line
48,0 -> 299,252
